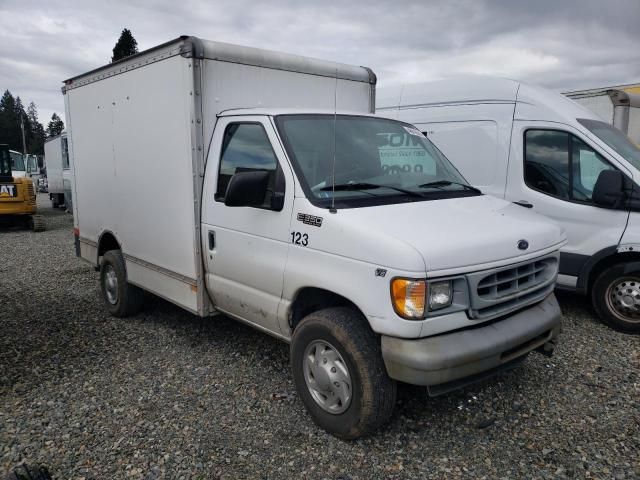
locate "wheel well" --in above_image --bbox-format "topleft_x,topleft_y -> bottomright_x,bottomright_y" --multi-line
97,231 -> 121,261
586,252 -> 640,293
289,288 -> 361,332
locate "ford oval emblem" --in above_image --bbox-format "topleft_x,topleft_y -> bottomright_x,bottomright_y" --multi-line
517,239 -> 529,251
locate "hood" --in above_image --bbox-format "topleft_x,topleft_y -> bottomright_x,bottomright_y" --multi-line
336,195 -> 565,273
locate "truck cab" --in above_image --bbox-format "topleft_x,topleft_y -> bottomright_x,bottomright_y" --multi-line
202,108 -> 565,410
379,77 -> 640,333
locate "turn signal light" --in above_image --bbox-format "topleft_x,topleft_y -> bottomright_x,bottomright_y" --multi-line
391,278 -> 426,319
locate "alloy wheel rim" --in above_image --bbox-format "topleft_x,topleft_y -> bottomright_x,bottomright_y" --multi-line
606,277 -> 640,324
302,340 -> 352,414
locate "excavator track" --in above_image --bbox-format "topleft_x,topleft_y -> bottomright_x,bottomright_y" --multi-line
31,214 -> 46,232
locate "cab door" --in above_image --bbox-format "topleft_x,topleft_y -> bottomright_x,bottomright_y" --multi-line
201,116 -> 295,335
506,121 -> 630,287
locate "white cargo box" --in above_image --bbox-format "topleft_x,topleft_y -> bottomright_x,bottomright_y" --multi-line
63,36 -> 376,316
44,132 -> 66,195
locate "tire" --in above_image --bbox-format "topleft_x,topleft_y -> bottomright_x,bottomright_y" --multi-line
100,250 -> 144,317
290,307 -> 397,439
592,263 -> 640,333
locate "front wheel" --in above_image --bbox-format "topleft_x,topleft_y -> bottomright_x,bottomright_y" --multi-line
290,307 -> 397,439
592,264 -> 640,333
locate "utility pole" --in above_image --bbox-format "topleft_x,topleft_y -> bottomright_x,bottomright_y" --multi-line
20,115 -> 27,154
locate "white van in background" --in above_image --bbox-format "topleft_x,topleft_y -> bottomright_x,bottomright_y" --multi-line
44,132 -> 68,208
378,77 -> 640,333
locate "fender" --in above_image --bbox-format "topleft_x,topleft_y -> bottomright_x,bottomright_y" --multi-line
566,246 -> 634,294
96,229 -> 121,267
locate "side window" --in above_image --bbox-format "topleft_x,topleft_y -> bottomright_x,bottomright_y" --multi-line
0,147 -> 10,176
62,137 -> 70,169
216,123 -> 279,208
524,130 -> 616,203
571,137 -> 615,201
524,130 -> 570,199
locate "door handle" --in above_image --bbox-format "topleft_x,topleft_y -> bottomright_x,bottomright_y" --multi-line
208,231 -> 215,250
513,200 -> 533,208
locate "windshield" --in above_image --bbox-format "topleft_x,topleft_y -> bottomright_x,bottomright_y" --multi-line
26,154 -> 38,172
275,115 -> 477,208
578,118 -> 640,170
10,151 -> 25,171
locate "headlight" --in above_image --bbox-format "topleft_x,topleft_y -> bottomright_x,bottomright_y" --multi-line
391,278 -> 454,319
390,278 -> 426,319
428,281 -> 453,311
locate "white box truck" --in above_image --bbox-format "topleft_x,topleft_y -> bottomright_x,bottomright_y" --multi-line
565,83 -> 640,146
378,77 -> 640,333
44,132 -> 68,207
65,37 -> 565,439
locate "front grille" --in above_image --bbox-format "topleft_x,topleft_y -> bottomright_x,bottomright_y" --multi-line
467,255 -> 558,320
478,260 -> 549,299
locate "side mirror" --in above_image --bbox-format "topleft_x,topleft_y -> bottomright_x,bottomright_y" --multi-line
224,171 -> 269,207
592,170 -> 624,208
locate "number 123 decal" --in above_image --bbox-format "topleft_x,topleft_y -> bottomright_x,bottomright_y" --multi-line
290,231 -> 309,246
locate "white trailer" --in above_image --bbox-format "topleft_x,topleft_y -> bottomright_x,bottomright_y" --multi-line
65,37 -> 564,438
565,84 -> 640,145
44,132 -> 67,207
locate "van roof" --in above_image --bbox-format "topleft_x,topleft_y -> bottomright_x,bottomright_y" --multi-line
378,77 -> 521,108
377,76 -> 601,125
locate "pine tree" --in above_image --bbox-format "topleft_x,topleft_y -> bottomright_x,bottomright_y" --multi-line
27,102 -> 46,154
46,113 -> 65,138
111,28 -> 139,62
14,96 -> 30,153
0,91 -> 47,153
0,90 -> 22,151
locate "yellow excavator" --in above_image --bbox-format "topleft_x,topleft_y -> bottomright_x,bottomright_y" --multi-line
0,144 -> 45,231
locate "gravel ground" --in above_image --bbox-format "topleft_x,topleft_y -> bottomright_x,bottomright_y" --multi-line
1,195 -> 639,479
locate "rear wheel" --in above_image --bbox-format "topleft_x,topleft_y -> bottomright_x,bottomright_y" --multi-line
290,307 -> 397,439
592,264 -> 640,333
100,250 -> 144,317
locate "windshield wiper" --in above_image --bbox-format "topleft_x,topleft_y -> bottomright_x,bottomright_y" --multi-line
320,182 -> 425,197
418,180 -> 482,194
320,182 -> 380,191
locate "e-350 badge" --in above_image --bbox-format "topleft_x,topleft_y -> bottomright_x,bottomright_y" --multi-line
297,213 -> 323,227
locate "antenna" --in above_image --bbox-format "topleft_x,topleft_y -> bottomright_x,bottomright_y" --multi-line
330,68 -> 338,212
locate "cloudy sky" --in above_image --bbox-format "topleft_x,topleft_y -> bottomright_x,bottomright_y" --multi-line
2,0 -> 639,125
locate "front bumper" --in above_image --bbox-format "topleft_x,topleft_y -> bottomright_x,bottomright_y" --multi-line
381,293 -> 562,393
